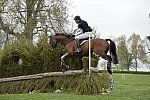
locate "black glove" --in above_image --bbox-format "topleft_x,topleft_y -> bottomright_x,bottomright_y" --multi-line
69,33 -> 75,37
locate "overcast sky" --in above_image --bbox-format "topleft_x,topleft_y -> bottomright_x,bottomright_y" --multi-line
68,0 -> 150,39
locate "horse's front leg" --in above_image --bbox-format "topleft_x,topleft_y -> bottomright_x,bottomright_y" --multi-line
60,53 -> 69,73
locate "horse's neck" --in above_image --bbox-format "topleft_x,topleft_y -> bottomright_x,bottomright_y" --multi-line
63,37 -> 74,45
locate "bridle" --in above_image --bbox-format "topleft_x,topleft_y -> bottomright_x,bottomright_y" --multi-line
49,36 -> 70,51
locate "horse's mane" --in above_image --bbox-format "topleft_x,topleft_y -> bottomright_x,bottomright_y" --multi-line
55,34 -> 67,36
55,33 -> 73,38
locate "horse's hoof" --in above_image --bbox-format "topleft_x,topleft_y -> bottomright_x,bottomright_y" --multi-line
65,65 -> 69,71
61,68 -> 65,73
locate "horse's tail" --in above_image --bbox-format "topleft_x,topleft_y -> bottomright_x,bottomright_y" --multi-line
106,39 -> 119,64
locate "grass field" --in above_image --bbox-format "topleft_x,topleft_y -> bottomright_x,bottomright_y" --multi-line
0,74 -> 150,100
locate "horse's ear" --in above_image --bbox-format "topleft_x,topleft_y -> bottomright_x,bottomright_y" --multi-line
67,34 -> 70,38
49,36 -> 52,38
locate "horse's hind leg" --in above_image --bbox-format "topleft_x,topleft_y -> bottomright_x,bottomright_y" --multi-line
101,55 -> 112,74
107,55 -> 112,74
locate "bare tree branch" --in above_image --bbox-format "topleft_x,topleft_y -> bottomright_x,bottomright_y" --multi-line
0,15 -> 16,35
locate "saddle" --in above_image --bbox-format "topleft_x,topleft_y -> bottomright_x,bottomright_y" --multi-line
79,37 -> 92,45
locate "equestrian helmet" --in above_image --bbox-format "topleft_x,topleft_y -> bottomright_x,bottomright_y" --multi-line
74,16 -> 81,20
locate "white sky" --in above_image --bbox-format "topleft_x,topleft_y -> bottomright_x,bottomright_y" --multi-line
68,0 -> 150,39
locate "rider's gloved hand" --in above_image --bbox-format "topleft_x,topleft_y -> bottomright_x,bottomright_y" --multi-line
69,33 -> 75,37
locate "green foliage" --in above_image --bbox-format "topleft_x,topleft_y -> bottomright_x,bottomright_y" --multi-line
54,72 -> 110,95
117,35 -> 132,70
116,33 -> 148,71
0,49 -> 2,71
0,35 -> 65,78
0,34 -> 94,78
0,0 -> 69,40
68,57 -> 83,70
0,72 -> 110,95
128,33 -> 148,70
0,37 -> 37,77
82,56 -> 99,70
35,34 -> 64,72
75,73 -> 110,95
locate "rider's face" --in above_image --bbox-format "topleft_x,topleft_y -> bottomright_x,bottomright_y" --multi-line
75,20 -> 80,24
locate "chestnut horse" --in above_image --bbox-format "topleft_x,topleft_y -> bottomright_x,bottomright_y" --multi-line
49,34 -> 118,74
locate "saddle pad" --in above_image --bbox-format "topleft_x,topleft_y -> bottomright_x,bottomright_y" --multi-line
79,38 -> 89,45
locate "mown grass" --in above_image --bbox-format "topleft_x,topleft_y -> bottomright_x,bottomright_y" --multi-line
0,73 -> 150,100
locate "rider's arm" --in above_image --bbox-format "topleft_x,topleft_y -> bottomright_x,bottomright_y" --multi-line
73,28 -> 83,36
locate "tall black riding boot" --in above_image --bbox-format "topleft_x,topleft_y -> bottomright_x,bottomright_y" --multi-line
75,39 -> 81,52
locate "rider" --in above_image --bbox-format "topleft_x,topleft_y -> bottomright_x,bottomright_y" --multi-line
72,16 -> 92,52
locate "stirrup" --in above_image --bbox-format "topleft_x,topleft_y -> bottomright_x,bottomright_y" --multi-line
77,48 -> 81,52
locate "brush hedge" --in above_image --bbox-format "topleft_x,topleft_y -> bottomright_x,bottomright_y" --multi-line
0,72 -> 110,95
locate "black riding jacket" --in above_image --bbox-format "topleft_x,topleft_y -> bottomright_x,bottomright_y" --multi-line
78,20 -> 92,33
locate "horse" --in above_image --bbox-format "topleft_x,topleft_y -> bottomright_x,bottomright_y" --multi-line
49,34 -> 118,74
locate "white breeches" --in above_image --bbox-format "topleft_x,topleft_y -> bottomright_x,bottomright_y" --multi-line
75,32 -> 92,39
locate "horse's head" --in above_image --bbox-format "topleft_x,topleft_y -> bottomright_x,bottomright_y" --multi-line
49,36 -> 57,51
49,34 -> 72,51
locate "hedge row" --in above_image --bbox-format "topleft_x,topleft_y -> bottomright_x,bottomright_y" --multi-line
113,70 -> 150,75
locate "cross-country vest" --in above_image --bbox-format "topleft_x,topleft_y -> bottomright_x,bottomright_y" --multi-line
78,20 -> 92,33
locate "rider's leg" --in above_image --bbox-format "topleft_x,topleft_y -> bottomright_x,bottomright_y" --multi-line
75,38 -> 81,52
76,32 -> 91,39
75,33 -> 90,52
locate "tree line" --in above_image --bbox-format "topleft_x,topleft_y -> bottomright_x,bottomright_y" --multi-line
116,33 -> 149,71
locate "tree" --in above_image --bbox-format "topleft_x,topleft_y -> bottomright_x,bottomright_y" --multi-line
0,0 -> 69,41
128,33 -> 147,71
117,35 -> 132,70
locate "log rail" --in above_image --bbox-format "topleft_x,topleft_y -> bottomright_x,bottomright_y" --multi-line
0,70 -> 84,83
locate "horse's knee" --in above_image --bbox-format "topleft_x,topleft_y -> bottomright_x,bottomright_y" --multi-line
61,53 -> 68,61
61,56 -> 64,61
